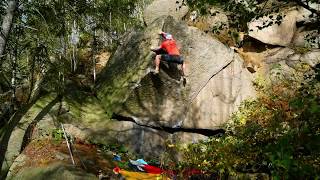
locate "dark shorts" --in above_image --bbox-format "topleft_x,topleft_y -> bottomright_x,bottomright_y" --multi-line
160,54 -> 183,64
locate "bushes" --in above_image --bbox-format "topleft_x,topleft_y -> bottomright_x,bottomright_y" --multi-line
176,64 -> 320,178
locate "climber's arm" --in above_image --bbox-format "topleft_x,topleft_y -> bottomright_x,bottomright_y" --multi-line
150,47 -> 160,52
151,42 -> 165,52
151,42 -> 167,55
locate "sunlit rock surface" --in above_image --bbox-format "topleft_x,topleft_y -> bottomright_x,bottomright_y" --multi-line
143,0 -> 188,25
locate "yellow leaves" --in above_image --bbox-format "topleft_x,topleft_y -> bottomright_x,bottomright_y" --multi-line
239,116 -> 247,125
200,145 -> 207,152
253,74 -> 268,90
175,65 -> 320,177
202,160 -> 209,166
167,144 -> 175,148
224,136 -> 239,146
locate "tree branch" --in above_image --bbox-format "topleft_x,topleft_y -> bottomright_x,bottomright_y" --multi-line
0,0 -> 18,59
293,0 -> 320,16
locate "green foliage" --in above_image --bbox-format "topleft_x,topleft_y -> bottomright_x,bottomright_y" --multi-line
0,0 -> 142,107
90,140 -> 129,155
185,0 -> 319,44
185,0 -> 258,31
185,0 -> 222,13
89,141 -> 134,170
175,64 -> 320,178
51,128 -> 64,142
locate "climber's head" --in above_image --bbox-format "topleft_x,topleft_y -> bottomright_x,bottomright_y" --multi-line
159,31 -> 173,40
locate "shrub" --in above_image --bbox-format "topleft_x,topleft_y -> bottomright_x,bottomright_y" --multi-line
175,63 -> 320,178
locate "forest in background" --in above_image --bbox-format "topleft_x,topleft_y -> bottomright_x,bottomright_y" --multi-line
0,0 -> 144,126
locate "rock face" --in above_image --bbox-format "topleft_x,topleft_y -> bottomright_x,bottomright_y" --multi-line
184,56 -> 255,129
248,5 -> 319,47
63,121 -> 172,157
300,50 -> 320,67
97,16 -> 256,130
248,8 -> 299,46
264,48 -> 320,74
143,0 -> 188,25
239,46 -> 320,82
292,29 -> 319,49
262,48 -> 320,68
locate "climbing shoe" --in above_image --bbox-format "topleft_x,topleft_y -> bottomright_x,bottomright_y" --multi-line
151,69 -> 159,74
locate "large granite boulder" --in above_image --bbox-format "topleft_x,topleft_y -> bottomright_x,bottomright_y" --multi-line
143,0 -> 188,25
96,16 -> 256,130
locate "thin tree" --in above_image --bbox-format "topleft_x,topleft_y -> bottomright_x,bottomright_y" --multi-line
0,0 -> 18,62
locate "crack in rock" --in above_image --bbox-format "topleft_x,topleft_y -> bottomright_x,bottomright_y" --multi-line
112,113 -> 225,136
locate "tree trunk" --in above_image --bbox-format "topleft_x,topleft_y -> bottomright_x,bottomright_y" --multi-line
11,49 -> 17,106
0,0 -> 18,59
93,30 -> 96,83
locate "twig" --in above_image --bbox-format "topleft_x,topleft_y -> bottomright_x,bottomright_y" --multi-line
61,123 -> 76,165
69,137 -> 87,170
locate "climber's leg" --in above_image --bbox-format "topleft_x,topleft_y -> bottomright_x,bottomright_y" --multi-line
182,61 -> 186,76
154,55 -> 161,73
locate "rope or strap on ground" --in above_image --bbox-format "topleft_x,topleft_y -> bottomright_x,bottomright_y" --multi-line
61,123 -> 75,165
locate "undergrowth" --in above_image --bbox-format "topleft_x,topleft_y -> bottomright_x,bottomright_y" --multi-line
173,64 -> 320,179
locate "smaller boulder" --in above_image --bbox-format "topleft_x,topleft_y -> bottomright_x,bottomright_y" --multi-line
187,7 -> 229,33
300,50 -> 320,67
143,0 -> 188,25
248,8 -> 299,46
292,28 -> 319,49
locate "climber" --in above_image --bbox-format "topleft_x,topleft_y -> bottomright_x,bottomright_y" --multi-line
151,31 -> 185,76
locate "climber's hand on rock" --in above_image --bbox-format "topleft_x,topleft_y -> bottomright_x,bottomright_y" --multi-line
158,30 -> 164,35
